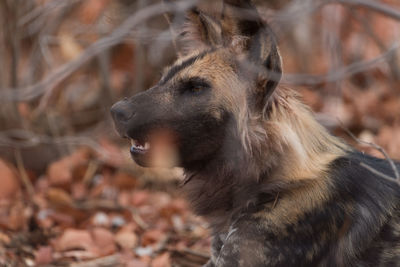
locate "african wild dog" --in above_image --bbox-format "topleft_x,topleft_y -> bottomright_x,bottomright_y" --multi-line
111,0 -> 400,266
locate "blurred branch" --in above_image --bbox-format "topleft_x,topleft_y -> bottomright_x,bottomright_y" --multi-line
25,1 -> 81,86
360,162 -> 400,187
0,129 -> 109,157
321,4 -> 344,97
19,0 -> 81,27
352,9 -> 400,81
14,149 -> 35,198
70,255 -> 120,267
327,0 -> 400,21
273,0 -> 324,38
19,0 -> 81,38
0,0 -> 197,103
339,120 -> 400,183
283,43 -> 400,85
0,0 -> 24,128
133,0 -> 148,95
163,0 -> 184,57
274,0 -> 400,45
9,0 -> 21,89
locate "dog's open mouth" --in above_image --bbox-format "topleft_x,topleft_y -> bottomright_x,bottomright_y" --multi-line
130,139 -> 151,154
127,129 -> 179,167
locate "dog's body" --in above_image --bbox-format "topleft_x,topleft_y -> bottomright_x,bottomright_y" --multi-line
198,149 -> 400,267
111,0 -> 400,266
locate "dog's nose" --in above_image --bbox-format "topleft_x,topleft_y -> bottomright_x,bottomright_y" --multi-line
110,100 -> 134,123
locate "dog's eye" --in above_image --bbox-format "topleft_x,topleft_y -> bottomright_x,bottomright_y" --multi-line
180,77 -> 210,95
189,86 -> 205,94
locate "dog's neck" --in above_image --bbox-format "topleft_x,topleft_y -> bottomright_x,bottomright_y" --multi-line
258,87 -> 348,182
183,87 -> 348,227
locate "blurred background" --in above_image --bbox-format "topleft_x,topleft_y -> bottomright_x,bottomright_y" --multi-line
0,0 -> 399,266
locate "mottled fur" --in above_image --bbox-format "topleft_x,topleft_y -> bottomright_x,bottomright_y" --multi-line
111,0 -> 400,266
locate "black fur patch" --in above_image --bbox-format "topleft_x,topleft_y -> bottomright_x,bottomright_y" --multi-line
159,50 -> 211,85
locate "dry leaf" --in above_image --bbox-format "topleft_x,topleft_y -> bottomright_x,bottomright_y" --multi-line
55,229 -> 97,256
126,259 -> 149,267
79,0 -> 110,24
151,253 -> 171,267
59,33 -> 83,61
35,246 -> 53,265
91,228 -> 116,256
141,229 -> 165,247
115,228 -> 138,250
0,160 -> 20,200
113,172 -> 138,191
47,149 -> 91,187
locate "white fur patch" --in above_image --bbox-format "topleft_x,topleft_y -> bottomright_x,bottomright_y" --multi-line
279,123 -> 307,164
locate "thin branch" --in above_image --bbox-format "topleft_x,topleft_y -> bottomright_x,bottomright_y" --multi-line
273,0 -> 325,38
283,43 -> 399,85
10,0 -> 21,89
180,248 -> 210,260
18,0 -> 81,27
327,0 -> 400,21
360,162 -> 400,187
339,120 -> 400,181
0,129 -> 109,158
70,254 -> 120,267
14,149 -> 35,198
163,0 -> 183,57
351,9 -> 400,81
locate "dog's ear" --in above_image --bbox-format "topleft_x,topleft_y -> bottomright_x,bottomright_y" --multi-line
179,8 -> 223,54
222,0 -> 282,109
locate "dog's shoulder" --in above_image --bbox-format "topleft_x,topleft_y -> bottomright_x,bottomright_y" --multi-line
328,151 -> 400,266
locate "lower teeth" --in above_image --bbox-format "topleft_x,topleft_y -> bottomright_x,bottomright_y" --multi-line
131,140 -> 150,151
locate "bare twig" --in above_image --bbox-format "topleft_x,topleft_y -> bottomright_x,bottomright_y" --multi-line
163,12 -> 181,56
24,0 -> 80,87
163,0 -> 183,57
128,207 -> 149,230
350,8 -> 400,81
360,162 -> 400,187
283,43 -> 399,86
0,0 -> 23,127
154,234 -> 171,253
180,248 -> 210,260
273,0 -> 325,37
9,0 -> 21,89
0,129 -> 109,157
339,120 -> 400,182
14,149 -> 35,198
327,0 -> 400,21
133,0 -> 148,95
18,0 -> 81,27
171,248 -> 210,266
70,254 -> 121,267
82,161 -> 100,185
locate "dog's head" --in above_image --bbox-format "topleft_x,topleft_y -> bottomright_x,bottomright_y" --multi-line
111,0 -> 282,168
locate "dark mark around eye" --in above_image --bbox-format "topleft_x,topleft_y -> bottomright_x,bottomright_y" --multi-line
180,77 -> 211,94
